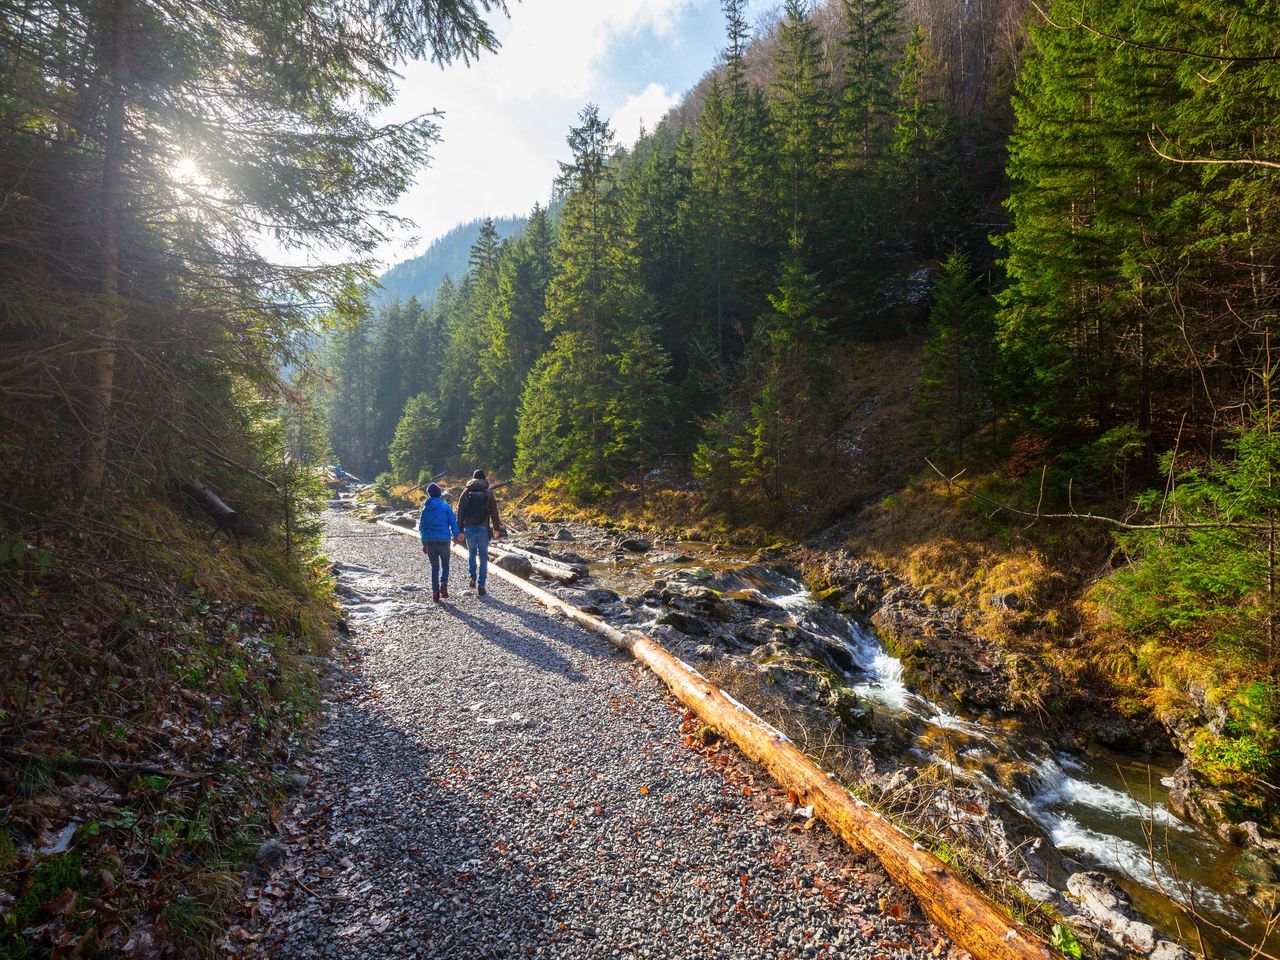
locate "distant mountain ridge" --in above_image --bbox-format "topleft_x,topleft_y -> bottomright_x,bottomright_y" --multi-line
374,214 -> 526,305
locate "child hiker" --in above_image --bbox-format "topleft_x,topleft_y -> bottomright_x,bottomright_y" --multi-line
418,482 -> 459,602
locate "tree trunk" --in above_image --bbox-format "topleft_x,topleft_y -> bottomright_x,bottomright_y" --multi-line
82,0 -> 130,493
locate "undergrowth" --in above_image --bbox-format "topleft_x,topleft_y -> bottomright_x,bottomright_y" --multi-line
0,497 -> 335,957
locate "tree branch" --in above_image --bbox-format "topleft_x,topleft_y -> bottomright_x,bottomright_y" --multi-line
925,459 -> 1271,531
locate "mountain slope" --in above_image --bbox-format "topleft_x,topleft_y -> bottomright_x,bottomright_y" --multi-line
375,215 -> 526,305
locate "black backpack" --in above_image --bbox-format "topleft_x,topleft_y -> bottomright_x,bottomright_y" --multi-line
459,489 -> 489,526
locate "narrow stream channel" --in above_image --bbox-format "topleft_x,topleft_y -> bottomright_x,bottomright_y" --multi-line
575,541 -> 1271,958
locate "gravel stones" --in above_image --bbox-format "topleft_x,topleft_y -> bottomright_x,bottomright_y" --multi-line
248,512 -> 949,959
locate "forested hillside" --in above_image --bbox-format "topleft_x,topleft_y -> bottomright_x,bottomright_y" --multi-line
319,0 -> 1280,836
374,214 -> 527,306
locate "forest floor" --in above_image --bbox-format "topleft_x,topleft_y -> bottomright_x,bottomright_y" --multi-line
244,512 -> 953,959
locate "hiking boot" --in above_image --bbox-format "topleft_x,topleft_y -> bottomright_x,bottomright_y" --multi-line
469,575 -> 476,588
440,584 -> 449,600
432,590 -> 441,603
477,585 -> 486,597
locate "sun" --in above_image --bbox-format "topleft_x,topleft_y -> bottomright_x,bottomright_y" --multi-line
172,155 -> 205,186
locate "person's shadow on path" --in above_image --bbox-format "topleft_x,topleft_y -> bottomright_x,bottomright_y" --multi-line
443,600 -> 592,684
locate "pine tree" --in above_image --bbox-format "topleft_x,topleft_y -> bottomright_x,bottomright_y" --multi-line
916,252 -> 995,456
465,206 -> 555,469
837,0 -> 899,171
604,323 -> 672,477
517,105 -> 642,491
834,0 -> 900,270
697,232 -> 832,509
769,0 -> 832,243
889,24 -> 951,251
0,0 -> 506,494
389,393 -> 441,484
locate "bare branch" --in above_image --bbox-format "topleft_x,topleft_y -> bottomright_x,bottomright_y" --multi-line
924,459 -> 1272,531
1147,132 -> 1280,171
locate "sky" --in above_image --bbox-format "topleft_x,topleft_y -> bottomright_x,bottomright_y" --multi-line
374,0 -> 770,271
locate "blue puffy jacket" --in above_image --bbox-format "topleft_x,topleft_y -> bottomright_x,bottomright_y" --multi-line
418,496 -> 460,543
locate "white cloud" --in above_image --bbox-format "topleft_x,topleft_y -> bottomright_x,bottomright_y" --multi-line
609,82 -> 680,148
373,0 -> 701,265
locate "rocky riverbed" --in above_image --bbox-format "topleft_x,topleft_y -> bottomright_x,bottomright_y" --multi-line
340,493 -> 1280,958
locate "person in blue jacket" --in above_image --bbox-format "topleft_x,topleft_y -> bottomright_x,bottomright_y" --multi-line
418,482 -> 459,602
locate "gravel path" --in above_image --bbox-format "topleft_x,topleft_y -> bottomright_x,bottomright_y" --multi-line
247,512 -> 949,959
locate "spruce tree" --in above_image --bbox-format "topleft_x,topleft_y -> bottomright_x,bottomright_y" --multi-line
916,252 -> 995,457
889,24 -> 951,252
516,105 -> 641,492
769,0 -> 832,244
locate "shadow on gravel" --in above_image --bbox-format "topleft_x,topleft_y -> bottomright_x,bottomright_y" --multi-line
444,602 -> 592,684
282,673 -> 555,958
480,595 -> 633,663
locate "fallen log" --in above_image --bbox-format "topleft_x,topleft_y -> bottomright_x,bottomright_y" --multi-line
376,520 -> 1053,960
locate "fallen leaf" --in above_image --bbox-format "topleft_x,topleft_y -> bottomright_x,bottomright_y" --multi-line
639,786 -> 650,795
45,888 -> 77,916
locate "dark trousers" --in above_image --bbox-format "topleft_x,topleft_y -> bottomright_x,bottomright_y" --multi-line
425,539 -> 451,591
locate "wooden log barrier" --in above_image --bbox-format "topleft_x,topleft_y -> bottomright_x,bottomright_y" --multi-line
375,520 -> 1054,960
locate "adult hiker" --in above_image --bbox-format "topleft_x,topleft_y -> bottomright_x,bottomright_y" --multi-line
456,469 -> 505,596
418,482 -> 459,603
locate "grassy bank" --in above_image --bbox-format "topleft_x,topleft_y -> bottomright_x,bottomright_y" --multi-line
0,500 -> 335,957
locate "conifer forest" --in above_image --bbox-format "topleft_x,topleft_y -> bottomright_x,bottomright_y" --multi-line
3,0 -> 1280,956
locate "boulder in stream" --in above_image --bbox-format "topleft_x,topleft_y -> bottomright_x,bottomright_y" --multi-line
494,554 -> 534,579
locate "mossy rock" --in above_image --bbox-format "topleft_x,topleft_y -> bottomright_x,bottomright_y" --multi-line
812,586 -> 846,605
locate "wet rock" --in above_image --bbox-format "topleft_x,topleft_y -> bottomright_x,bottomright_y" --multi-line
1148,942 -> 1193,960
872,585 -> 1020,712
811,586 -> 845,605
1019,879 -> 1069,914
553,527 -> 575,541
494,554 -> 534,579
1067,871 -> 1133,920
878,767 -> 919,796
657,610 -> 710,636
617,537 -> 652,553
553,551 -> 590,566
1066,871 -> 1158,954
651,552 -> 693,564
1167,761 -> 1235,836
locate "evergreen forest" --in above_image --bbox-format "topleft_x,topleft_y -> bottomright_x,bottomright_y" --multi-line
2,0 -> 1280,952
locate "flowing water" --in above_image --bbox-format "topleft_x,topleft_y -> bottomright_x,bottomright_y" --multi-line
567,541 -> 1271,957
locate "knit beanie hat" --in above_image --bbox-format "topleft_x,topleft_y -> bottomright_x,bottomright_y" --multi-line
426,482 -> 442,498
472,469 -> 486,480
